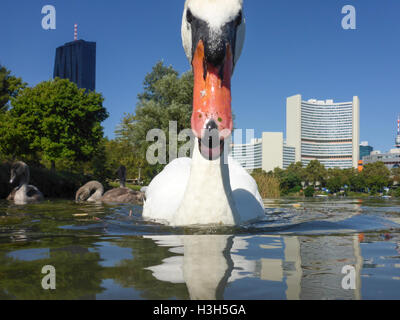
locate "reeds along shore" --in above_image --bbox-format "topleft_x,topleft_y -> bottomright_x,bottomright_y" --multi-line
251,172 -> 281,199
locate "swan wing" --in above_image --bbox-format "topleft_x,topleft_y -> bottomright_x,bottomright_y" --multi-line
143,157 -> 192,224
26,185 -> 44,202
228,157 -> 265,223
7,187 -> 18,201
102,187 -> 143,204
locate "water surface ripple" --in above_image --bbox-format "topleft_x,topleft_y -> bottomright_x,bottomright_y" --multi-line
0,198 -> 399,300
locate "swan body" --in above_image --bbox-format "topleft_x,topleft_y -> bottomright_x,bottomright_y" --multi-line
75,180 -> 143,204
75,166 -> 143,204
101,187 -> 143,203
143,139 -> 264,226
142,0 -> 264,226
7,162 -> 44,205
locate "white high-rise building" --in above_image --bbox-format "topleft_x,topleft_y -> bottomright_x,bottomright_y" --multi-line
230,95 -> 360,172
229,133 -> 295,172
286,95 -> 360,169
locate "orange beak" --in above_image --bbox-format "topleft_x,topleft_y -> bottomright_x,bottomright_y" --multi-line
191,40 -> 233,158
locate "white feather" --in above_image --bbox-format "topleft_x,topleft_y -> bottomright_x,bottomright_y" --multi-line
181,0 -> 245,65
143,141 -> 265,226
143,157 -> 191,224
187,0 -> 243,31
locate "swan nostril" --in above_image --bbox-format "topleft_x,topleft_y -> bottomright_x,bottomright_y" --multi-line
205,120 -> 218,131
201,120 -> 220,151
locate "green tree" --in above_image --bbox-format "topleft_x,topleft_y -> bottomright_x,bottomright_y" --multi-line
305,160 -> 326,187
103,138 -> 147,183
326,168 -> 348,193
0,78 -> 108,169
304,186 -> 315,197
281,162 -> 305,194
344,168 -> 365,192
272,167 -> 285,181
391,167 -> 400,185
0,65 -> 26,112
138,61 -> 179,102
116,61 -> 194,181
362,161 -> 391,192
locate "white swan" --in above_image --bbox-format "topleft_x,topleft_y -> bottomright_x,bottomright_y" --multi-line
143,0 -> 264,226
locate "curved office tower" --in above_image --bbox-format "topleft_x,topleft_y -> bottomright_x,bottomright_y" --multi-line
286,95 -> 360,169
230,138 -> 263,171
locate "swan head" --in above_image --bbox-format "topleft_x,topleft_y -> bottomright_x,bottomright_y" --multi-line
9,161 -> 29,185
181,0 -> 245,160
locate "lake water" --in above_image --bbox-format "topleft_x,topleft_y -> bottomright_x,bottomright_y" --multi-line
0,198 -> 399,300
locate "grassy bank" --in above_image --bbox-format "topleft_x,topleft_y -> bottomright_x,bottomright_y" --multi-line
251,172 -> 281,199
0,162 -> 92,200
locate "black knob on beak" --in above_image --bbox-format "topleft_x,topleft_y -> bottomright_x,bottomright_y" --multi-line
202,120 -> 220,150
205,119 -> 218,131
204,39 -> 226,67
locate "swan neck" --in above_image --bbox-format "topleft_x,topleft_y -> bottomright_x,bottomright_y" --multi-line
18,165 -> 30,187
174,138 -> 239,225
18,178 -> 29,188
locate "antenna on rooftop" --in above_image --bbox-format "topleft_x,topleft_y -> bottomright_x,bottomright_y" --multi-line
74,24 -> 78,41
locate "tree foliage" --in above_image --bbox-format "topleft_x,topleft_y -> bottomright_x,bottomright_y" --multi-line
116,61 -> 194,180
0,65 -> 26,112
326,168 -> 348,193
305,160 -> 326,186
262,159 -> 394,197
362,161 -> 391,192
0,78 -> 108,168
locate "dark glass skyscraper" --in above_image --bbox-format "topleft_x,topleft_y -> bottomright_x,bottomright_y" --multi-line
359,142 -> 373,160
53,40 -> 96,91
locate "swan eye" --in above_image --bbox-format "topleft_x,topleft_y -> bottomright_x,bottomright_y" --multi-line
235,11 -> 243,26
186,9 -> 194,23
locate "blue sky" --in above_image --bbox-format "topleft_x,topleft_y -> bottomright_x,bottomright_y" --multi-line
1,0 -> 399,152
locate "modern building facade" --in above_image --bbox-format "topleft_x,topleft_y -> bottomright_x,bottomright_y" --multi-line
363,149 -> 400,169
229,133 -> 295,172
54,40 -> 96,91
360,141 -> 373,160
363,118 -> 400,169
230,138 -> 263,170
286,95 -> 360,169
230,94 -> 360,172
261,132 -> 296,172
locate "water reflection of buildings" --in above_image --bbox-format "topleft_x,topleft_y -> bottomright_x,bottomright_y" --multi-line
144,234 -> 363,300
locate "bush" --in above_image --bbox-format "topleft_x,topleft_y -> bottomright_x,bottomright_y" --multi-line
287,185 -> 302,195
304,186 -> 315,198
391,188 -> 400,198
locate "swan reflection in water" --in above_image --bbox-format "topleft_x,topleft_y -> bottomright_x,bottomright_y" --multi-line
144,234 -> 364,300
144,235 -> 255,300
